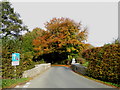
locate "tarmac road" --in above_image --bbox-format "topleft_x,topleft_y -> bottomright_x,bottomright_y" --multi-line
16,66 -> 114,88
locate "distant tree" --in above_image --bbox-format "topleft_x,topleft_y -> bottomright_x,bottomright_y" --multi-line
22,28 -> 46,62
112,38 -> 119,44
84,43 -> 94,50
22,28 -> 45,53
104,38 -> 120,47
0,1 -> 28,38
33,17 -> 88,63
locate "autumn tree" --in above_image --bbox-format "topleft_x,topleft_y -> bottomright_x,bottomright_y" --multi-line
22,28 -> 46,62
33,17 -> 88,64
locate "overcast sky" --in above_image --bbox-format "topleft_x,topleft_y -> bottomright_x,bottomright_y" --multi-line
10,1 -> 118,47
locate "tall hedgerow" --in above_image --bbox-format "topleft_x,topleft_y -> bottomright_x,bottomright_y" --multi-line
82,44 -> 120,84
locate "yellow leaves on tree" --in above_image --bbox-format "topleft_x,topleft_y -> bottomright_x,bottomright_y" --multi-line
33,17 -> 88,56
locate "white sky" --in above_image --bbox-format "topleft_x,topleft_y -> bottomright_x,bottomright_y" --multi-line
8,0 -> 118,47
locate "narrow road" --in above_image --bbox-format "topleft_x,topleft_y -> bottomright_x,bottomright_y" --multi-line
16,66 -> 114,88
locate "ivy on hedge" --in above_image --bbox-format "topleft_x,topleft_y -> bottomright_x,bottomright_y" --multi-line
82,44 -> 120,84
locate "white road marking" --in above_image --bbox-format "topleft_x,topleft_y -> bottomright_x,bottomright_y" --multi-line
26,82 -> 31,84
23,85 -> 29,88
23,82 -> 31,88
15,85 -> 20,88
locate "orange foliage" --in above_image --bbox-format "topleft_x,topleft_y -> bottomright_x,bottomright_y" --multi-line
33,17 -> 88,56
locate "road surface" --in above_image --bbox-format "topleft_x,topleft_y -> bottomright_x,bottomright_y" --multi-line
16,66 -> 114,88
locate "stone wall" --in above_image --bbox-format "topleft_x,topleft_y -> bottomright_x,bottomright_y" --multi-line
22,63 -> 51,78
70,63 -> 87,75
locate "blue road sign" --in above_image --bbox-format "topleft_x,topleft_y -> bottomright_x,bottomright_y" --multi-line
12,53 -> 20,61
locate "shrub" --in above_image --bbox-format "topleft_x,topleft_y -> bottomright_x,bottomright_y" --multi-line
76,57 -> 86,64
2,38 -> 35,79
82,44 -> 120,84
2,52 -> 35,79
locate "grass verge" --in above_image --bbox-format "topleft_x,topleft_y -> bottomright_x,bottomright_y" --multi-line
87,76 -> 120,88
1,78 -> 30,89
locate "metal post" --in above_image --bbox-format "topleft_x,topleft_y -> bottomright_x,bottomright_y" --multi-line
14,65 -> 16,79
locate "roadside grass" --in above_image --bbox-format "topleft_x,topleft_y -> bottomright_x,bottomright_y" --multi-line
1,78 -> 30,89
87,76 -> 120,88
103,81 -> 120,88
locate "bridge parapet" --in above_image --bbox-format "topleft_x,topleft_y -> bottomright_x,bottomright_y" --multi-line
22,63 -> 51,78
70,63 -> 87,75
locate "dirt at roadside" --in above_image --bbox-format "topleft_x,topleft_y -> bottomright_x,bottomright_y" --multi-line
51,65 -> 71,68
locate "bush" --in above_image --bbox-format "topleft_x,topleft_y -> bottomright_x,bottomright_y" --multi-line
82,44 -> 120,84
2,52 -> 35,79
21,52 -> 35,70
2,38 -> 35,79
76,57 -> 86,64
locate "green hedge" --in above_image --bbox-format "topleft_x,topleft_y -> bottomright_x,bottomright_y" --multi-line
2,38 -> 35,79
82,44 -> 120,84
2,51 -> 35,79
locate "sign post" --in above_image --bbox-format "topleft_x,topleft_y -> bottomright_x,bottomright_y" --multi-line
12,53 -> 20,79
